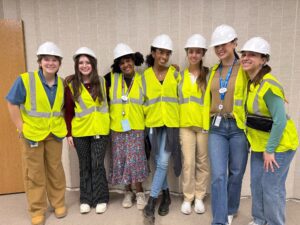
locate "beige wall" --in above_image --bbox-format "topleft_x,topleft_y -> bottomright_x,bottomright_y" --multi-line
2,0 -> 300,198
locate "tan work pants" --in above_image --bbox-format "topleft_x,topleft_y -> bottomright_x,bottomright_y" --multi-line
21,134 -> 66,217
180,127 -> 209,202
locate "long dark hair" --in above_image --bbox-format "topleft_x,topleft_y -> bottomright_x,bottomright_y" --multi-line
251,64 -> 271,87
186,48 -> 209,92
70,54 -> 103,102
145,47 -> 157,67
196,60 -> 209,92
111,52 -> 144,73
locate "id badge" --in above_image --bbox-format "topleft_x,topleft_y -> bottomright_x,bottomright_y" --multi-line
213,115 -> 222,127
121,119 -> 131,132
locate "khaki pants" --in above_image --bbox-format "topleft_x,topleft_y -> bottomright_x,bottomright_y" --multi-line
180,127 -> 209,202
21,134 -> 66,217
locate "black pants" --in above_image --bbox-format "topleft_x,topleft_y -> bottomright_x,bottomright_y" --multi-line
73,135 -> 109,207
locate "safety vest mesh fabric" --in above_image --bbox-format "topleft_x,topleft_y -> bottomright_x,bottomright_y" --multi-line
20,71 -> 67,141
246,73 -> 299,152
109,72 -> 145,131
178,68 -> 206,129
203,64 -> 248,130
69,76 -> 110,136
141,66 -> 180,128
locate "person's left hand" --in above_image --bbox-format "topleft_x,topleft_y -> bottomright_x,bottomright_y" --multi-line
263,151 -> 279,172
171,64 -> 180,72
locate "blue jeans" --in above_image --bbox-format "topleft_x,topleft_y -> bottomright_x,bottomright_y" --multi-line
208,118 -> 248,225
150,127 -> 171,198
251,150 -> 295,225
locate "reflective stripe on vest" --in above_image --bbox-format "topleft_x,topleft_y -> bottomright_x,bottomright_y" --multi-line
248,78 -> 290,119
141,66 -> 180,127
203,64 -> 248,130
74,77 -> 108,117
110,73 -> 143,105
141,71 -> 179,106
20,72 -> 62,117
246,74 -> 298,152
178,71 -> 204,105
252,79 -> 284,115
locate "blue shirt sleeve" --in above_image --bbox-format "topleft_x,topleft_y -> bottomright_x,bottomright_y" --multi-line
6,76 -> 26,105
264,89 -> 287,153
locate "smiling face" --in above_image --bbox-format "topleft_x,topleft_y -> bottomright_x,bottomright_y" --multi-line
187,48 -> 204,66
78,55 -> 92,77
214,41 -> 236,61
119,56 -> 135,76
241,51 -> 266,77
152,48 -> 172,67
38,55 -> 61,76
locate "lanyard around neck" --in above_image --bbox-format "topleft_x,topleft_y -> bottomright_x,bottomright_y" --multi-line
121,74 -> 134,101
218,58 -> 237,101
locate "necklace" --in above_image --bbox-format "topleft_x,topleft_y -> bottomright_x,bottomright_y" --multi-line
157,73 -> 164,78
154,69 -> 166,80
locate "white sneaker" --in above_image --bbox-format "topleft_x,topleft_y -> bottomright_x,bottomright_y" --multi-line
122,191 -> 134,208
95,203 -> 107,214
228,215 -> 234,225
136,192 -> 146,210
181,201 -> 192,215
248,222 -> 260,225
80,203 -> 90,214
194,199 -> 205,214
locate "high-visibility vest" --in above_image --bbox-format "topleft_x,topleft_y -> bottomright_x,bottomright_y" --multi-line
178,68 -> 206,129
69,76 -> 110,137
203,64 -> 248,130
141,66 -> 180,128
109,72 -> 144,131
246,73 -> 299,152
20,71 -> 67,141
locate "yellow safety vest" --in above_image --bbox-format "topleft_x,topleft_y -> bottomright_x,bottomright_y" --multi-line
69,76 -> 110,137
178,68 -> 206,129
141,66 -> 180,128
203,64 -> 248,130
20,71 -> 67,141
246,73 -> 299,152
109,72 -> 144,131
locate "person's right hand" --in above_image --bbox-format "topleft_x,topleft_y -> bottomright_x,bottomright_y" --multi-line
67,136 -> 74,147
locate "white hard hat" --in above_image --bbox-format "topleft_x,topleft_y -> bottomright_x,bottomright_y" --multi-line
73,47 -> 97,60
151,34 -> 173,51
241,37 -> 271,55
210,24 -> 237,47
185,34 -> 207,49
36,41 -> 63,58
113,43 -> 134,60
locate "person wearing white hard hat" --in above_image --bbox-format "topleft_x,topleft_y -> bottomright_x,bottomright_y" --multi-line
64,47 -> 110,214
107,43 -> 148,211
142,34 -> 182,222
240,37 -> 298,225
178,34 -> 210,215
205,25 -> 249,225
6,41 -> 67,225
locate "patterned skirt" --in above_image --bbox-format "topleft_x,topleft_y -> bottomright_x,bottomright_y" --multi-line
109,130 -> 148,185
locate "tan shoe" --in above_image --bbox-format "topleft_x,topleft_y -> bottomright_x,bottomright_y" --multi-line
31,215 -> 45,225
54,206 -> 67,218
122,191 -> 134,208
136,192 -> 146,210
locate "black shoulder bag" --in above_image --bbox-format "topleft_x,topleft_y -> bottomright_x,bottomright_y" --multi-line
245,81 -> 273,132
